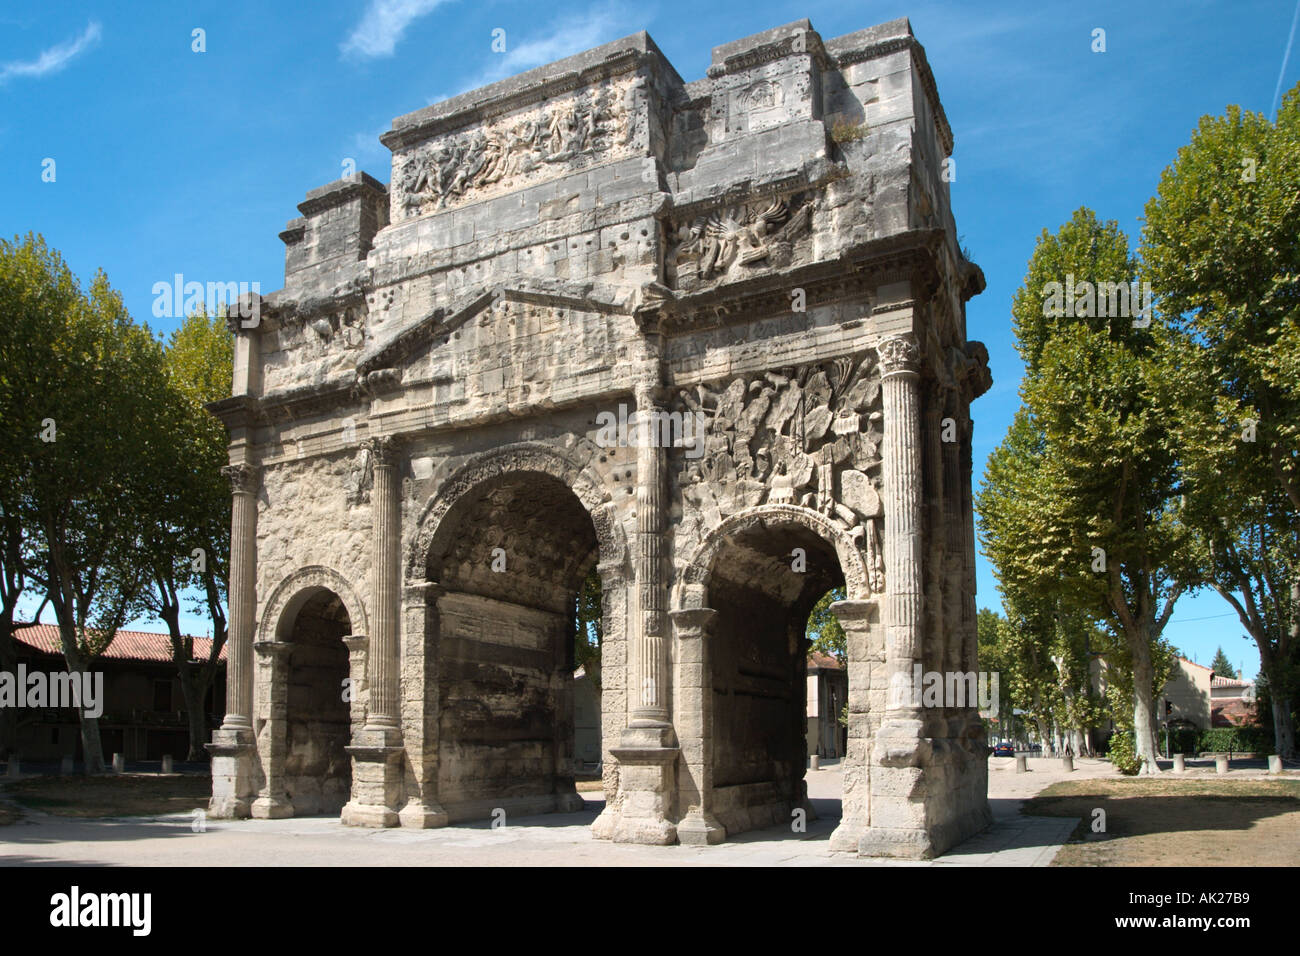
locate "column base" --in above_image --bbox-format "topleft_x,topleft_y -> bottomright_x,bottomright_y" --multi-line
607,721 -> 679,846
398,801 -> 449,829
342,727 -> 404,828
677,809 -> 726,845
206,726 -> 257,819
250,795 -> 294,819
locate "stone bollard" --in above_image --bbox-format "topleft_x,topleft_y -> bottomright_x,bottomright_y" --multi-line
809,754 -> 820,771
1268,755 -> 1282,775
112,753 -> 125,773
6,756 -> 18,778
60,755 -> 74,775
1062,753 -> 1074,772
1215,755 -> 1229,774
1173,754 -> 1185,773
1015,754 -> 1028,773
161,755 -> 174,774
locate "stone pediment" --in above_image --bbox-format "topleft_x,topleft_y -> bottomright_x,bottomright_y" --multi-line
357,277 -> 632,384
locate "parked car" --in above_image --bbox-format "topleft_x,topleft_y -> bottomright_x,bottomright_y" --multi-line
1028,743 -> 1042,753
992,742 -> 1016,758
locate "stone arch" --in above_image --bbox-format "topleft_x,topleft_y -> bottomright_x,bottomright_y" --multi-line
674,504 -> 871,609
406,440 -> 628,583
258,565 -> 370,644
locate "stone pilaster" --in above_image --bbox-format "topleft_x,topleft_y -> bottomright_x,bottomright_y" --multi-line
828,599 -> 879,852
341,435 -> 405,827
398,583 -> 450,828
208,461 -> 259,818
672,608 -> 725,846
250,641 -> 293,819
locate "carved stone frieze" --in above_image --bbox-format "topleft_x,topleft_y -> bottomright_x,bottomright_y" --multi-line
393,79 -> 633,220
670,354 -> 886,592
667,191 -> 815,290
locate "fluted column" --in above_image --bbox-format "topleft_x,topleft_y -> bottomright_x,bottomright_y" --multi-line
364,436 -> 401,731
207,461 -> 259,818
340,435 -> 405,828
631,385 -> 668,725
221,462 -> 259,730
878,336 -> 924,718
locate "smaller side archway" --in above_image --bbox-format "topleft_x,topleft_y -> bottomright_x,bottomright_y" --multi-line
672,505 -> 877,844
253,567 -> 369,819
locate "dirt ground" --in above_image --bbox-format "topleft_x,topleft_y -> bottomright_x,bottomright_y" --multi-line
0,773 -> 210,820
1022,776 -> 1300,866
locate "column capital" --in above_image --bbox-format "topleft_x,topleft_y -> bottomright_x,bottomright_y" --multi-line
403,581 -> 445,606
829,599 -> 877,628
669,607 -> 717,637
342,634 -> 370,654
363,435 -> 404,469
221,461 -> 260,494
252,640 -> 292,659
877,334 -> 921,378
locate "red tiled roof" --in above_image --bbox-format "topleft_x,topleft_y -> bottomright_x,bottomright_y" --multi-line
1211,698 -> 1255,728
1211,675 -> 1251,689
12,624 -> 226,664
807,651 -> 844,670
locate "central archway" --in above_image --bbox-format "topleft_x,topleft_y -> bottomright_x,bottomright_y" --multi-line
409,443 -> 630,823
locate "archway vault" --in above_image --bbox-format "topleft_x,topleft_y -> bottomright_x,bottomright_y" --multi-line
674,504 -> 871,611
406,441 -> 629,584
259,565 -> 370,643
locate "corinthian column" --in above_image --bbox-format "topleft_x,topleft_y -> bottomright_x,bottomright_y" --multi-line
221,462 -> 259,730
878,336 -> 924,720
341,434 -> 405,828
631,385 -> 668,726
364,436 -> 402,731
207,461 -> 259,818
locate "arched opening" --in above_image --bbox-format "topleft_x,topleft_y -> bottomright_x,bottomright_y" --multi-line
282,588 -> 352,815
705,519 -> 846,836
426,470 -> 600,821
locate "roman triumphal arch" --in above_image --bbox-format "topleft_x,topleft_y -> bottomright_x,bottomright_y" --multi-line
207,17 -> 993,858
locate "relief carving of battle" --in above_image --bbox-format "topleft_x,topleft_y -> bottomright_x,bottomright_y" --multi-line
670,354 -> 886,592
667,190 -> 815,291
394,80 -> 634,220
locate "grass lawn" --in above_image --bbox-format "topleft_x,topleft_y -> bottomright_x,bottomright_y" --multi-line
1023,776 -> 1300,866
0,773 -> 210,823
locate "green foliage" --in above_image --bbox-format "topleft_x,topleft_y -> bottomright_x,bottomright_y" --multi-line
1107,730 -> 1142,775
980,208 -> 1193,770
1197,727 -> 1274,755
0,233 -> 177,770
1210,646 -> 1240,680
575,565 -> 602,686
1141,85 -> 1300,758
806,587 -> 846,662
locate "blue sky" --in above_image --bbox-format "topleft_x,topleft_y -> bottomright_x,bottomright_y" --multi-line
3,0 -> 1297,677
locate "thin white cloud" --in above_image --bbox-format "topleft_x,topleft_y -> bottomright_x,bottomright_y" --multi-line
342,0 -> 450,59
428,1 -> 643,103
0,20 -> 101,83
1271,0 -> 1300,119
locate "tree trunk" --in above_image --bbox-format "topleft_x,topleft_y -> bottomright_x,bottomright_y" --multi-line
1129,629 -> 1162,773
61,643 -> 106,774
177,664 -> 211,762
1272,696 -> 1296,761
0,624 -> 16,760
